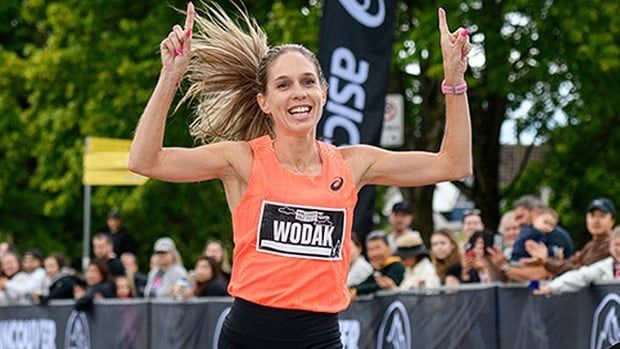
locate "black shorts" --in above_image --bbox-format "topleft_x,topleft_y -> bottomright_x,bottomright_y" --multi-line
218,298 -> 343,349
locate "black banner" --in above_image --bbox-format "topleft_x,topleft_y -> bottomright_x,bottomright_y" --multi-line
3,285 -> 620,348
317,0 -> 398,240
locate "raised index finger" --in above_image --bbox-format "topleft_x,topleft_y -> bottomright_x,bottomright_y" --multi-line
184,1 -> 195,32
438,8 -> 450,36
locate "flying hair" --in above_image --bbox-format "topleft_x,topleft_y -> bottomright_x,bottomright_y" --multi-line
179,1 -> 326,143
179,1 -> 270,143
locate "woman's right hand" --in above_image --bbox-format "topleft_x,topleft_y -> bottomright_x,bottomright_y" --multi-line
160,2 -> 195,81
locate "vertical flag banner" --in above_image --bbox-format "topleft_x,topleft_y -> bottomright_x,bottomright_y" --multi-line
318,0 -> 397,239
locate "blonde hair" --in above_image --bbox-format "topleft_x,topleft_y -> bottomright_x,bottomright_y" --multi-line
181,2 -> 326,143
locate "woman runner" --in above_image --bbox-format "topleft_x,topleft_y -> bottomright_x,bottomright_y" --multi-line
129,2 -> 472,348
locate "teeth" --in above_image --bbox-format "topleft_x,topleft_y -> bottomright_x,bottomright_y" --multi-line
289,106 -> 311,114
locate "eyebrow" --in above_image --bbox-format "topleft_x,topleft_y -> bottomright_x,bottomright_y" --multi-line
273,72 -> 316,81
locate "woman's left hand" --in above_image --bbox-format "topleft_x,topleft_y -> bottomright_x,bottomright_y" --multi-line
438,8 -> 470,85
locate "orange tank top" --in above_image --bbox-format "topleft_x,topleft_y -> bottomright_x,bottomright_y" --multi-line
228,135 -> 358,313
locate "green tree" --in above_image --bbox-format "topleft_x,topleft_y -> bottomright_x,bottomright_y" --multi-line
507,1 -> 620,246
389,1 -> 616,241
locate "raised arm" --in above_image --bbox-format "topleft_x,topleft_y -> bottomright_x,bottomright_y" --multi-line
343,8 -> 472,188
128,2 -> 245,183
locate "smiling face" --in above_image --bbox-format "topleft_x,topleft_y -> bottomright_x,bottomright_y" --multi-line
256,50 -> 327,138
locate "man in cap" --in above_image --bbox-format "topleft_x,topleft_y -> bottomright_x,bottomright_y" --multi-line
144,237 -> 189,298
387,201 -> 422,253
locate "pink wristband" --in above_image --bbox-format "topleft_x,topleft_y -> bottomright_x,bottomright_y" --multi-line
441,80 -> 467,95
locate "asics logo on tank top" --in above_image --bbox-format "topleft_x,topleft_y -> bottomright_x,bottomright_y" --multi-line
339,0 -> 386,28
330,176 -> 344,191
257,201 -> 346,260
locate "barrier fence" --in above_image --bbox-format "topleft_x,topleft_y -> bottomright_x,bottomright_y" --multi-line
1,283 -> 619,349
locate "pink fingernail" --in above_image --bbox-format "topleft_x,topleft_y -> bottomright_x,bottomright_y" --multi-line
460,28 -> 469,37
175,48 -> 183,56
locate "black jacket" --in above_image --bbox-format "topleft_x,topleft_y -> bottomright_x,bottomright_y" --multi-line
353,256 -> 405,296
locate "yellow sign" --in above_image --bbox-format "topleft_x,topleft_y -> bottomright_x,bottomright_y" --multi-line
83,137 -> 148,186
83,170 -> 148,186
86,137 -> 132,153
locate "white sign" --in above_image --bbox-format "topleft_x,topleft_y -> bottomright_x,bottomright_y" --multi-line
380,94 -> 405,148
0,319 -> 56,349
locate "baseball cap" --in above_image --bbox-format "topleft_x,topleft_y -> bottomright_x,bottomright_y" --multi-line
392,201 -> 413,214
153,237 -> 177,253
24,248 -> 43,262
588,198 -> 616,216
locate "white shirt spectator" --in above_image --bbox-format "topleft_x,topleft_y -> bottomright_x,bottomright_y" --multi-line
5,267 -> 46,303
399,257 -> 441,290
347,255 -> 373,287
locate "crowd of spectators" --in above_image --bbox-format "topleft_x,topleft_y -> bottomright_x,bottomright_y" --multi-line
0,194 -> 617,308
0,211 -> 231,310
348,195 -> 618,298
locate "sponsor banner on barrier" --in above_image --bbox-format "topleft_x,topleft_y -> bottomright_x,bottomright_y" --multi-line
0,286 -> 619,348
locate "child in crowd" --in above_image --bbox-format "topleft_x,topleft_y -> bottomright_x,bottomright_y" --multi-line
510,208 -> 561,261
115,276 -> 136,299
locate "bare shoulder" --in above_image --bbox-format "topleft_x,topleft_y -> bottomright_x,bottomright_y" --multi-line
338,144 -> 384,186
203,140 -> 252,181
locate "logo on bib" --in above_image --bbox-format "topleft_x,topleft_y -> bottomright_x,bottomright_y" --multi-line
257,201 -> 346,260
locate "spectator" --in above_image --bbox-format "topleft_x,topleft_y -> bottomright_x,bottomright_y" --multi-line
395,234 -> 440,290
534,226 -> 620,296
461,208 -> 484,241
489,198 -> 615,281
431,229 -> 462,286
189,256 -> 228,297
35,254 -> 78,304
204,240 -> 231,281
104,209 -> 138,256
347,233 -> 373,287
462,231 -> 503,283
92,233 -> 125,277
0,251 -> 22,304
498,211 -> 520,259
386,202 -> 422,253
512,195 -> 574,258
73,260 -> 115,311
0,249 -> 46,303
510,207 -> 562,261
120,252 -> 147,297
115,276 -> 136,299
350,231 -> 404,296
144,237 -> 189,298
